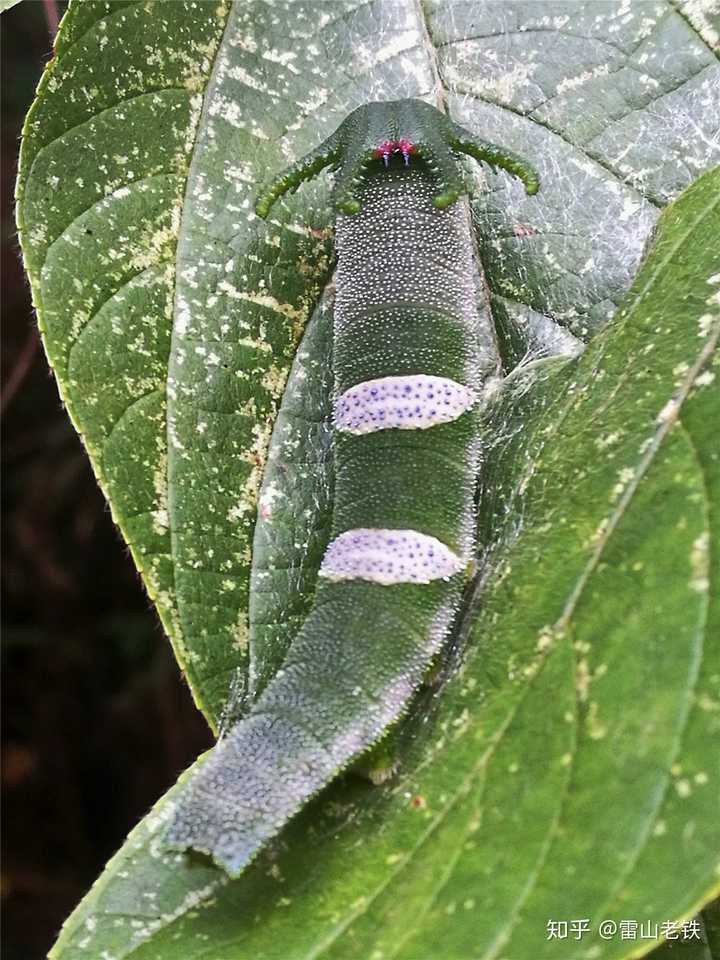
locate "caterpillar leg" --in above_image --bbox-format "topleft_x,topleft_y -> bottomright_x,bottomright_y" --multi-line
415,134 -> 467,210
332,147 -> 379,216
352,729 -> 401,785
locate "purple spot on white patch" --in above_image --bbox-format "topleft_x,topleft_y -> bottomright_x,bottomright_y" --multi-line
319,528 -> 465,585
334,375 -> 475,435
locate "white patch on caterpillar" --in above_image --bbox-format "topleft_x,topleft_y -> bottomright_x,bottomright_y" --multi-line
319,528 -> 464,585
334,375 -> 475,434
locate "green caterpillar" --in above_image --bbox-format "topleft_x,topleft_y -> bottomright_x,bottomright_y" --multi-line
166,99 -> 539,877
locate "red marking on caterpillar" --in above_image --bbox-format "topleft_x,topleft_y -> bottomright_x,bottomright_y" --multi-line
373,139 -> 418,167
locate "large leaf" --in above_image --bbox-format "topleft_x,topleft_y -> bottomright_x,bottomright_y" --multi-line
18,0 -> 720,730
17,0 -> 337,727
46,164 -> 719,960
17,1 -> 719,956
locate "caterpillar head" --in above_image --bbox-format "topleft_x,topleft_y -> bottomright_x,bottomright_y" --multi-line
255,98 -> 539,219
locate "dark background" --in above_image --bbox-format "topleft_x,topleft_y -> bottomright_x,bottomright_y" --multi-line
2,5 -> 212,957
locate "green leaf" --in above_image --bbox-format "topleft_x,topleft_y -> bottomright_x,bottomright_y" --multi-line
18,1 -> 720,956
47,162 -> 719,960
18,0 -> 720,730
17,0 -> 336,727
